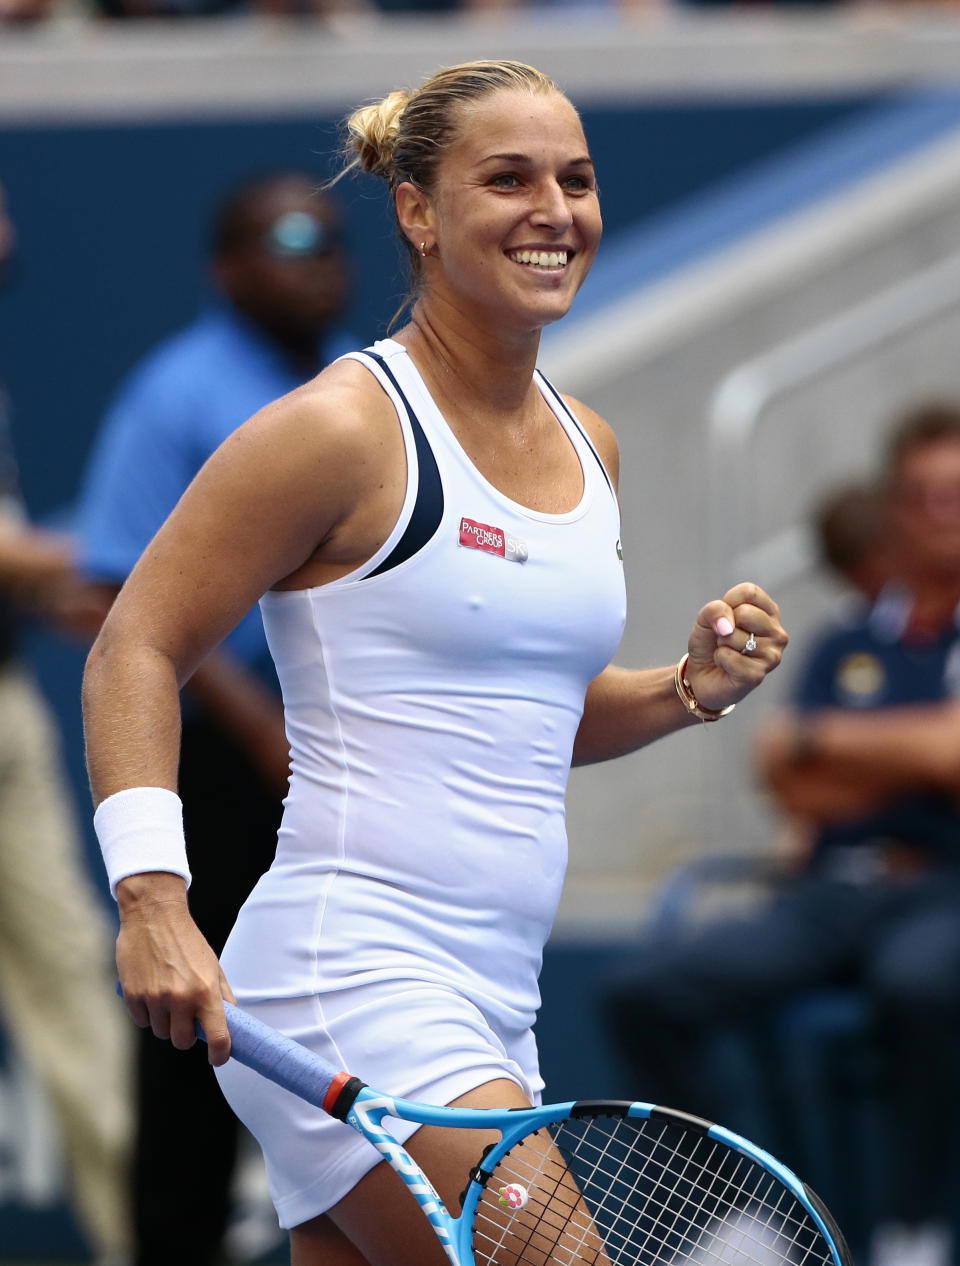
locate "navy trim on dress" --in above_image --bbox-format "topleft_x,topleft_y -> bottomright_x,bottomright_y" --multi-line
535,371 -> 617,499
364,350 -> 445,579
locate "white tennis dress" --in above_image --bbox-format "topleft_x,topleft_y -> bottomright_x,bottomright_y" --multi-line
216,339 -> 627,1227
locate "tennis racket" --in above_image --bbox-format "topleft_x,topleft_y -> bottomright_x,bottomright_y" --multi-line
213,999 -> 852,1266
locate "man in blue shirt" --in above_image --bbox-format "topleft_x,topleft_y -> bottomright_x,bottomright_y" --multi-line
79,170 -> 355,1266
605,403 -> 960,1266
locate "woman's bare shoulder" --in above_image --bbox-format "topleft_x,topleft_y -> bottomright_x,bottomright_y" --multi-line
562,393 -> 620,491
181,353 -> 403,532
206,355 -> 398,494
246,355 -> 397,452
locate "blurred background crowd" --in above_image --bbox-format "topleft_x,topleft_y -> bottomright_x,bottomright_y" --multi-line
4,8 -> 960,1266
0,0 -> 944,25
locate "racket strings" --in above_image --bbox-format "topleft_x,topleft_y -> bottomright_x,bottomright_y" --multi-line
578,1126 -> 824,1266
599,1120 -> 833,1266
471,1115 -> 837,1266
558,1123 -> 803,1266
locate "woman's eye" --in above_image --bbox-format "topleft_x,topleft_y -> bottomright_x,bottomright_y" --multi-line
490,173 -> 521,188
562,176 -> 591,192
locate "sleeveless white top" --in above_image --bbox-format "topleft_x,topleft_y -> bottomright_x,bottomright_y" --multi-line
222,338 -> 626,1046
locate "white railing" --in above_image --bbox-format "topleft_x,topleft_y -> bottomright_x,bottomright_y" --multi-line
706,246 -> 960,591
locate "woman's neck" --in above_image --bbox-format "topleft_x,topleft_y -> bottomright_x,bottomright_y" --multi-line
396,298 -> 543,419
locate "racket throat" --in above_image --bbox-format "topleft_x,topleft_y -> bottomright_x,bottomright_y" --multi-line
460,1142 -> 497,1209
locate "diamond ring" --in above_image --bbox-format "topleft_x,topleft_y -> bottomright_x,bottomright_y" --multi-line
741,633 -> 758,655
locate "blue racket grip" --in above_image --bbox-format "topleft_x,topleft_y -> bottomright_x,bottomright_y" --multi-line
216,1001 -> 342,1113
117,981 -> 341,1113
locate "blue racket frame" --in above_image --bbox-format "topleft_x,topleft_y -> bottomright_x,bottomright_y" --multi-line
218,999 -> 850,1266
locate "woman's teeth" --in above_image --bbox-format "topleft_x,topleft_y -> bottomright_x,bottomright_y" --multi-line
509,250 -> 568,268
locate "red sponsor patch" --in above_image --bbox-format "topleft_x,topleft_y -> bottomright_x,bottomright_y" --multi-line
459,517 -> 506,557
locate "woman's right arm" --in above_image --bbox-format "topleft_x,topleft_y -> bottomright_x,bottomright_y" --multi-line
83,363 -> 401,1062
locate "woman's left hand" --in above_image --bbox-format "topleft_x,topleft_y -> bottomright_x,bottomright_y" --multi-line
684,582 -> 788,713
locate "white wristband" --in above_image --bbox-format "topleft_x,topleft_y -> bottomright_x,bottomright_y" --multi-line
93,786 -> 191,900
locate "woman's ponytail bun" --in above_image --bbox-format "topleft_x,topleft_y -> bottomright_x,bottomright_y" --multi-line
344,90 -> 410,182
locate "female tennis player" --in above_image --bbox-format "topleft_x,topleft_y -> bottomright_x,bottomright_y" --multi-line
83,60 -> 788,1266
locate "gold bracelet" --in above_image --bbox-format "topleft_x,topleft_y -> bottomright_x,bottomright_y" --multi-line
674,653 -> 736,722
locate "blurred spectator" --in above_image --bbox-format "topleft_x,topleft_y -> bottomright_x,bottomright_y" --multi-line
0,0 -> 61,20
89,0 -> 373,18
77,169 -> 355,1266
0,181 -> 132,1266
0,0 -> 516,18
814,477 -> 892,606
604,401 -> 960,1266
0,0 -> 374,19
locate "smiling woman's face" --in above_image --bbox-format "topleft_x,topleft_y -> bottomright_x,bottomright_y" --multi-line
421,88 -> 602,334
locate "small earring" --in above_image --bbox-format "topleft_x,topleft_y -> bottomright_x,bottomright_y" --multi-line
419,241 -> 428,258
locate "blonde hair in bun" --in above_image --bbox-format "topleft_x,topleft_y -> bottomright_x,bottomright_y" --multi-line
344,89 -> 411,181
